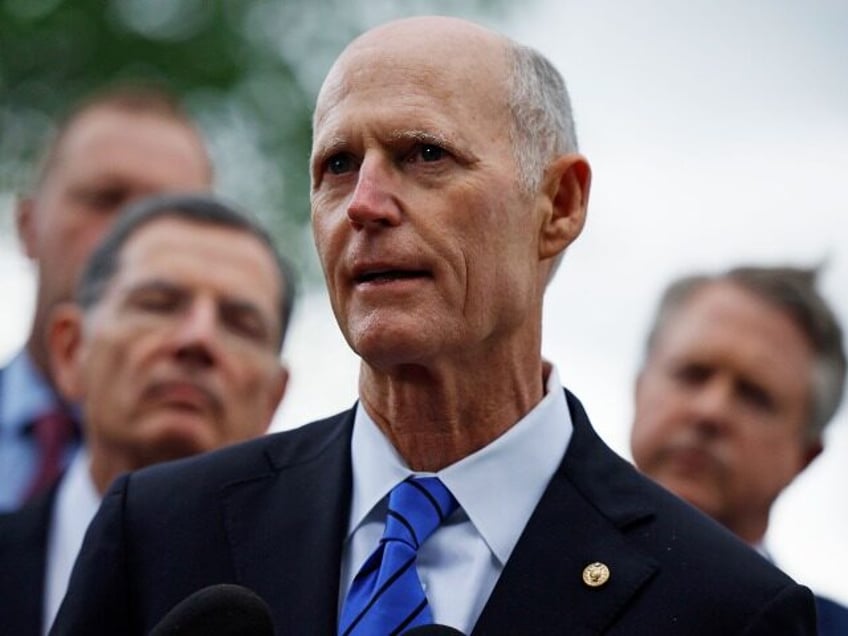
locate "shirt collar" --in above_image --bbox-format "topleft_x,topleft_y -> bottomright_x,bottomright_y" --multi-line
348,364 -> 573,565
46,449 -> 100,628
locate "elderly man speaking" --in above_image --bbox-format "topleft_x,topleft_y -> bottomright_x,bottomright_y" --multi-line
51,16 -> 815,635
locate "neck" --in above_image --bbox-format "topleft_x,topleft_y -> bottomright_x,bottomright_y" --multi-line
358,349 -> 545,472
730,515 -> 769,547
87,441 -> 134,496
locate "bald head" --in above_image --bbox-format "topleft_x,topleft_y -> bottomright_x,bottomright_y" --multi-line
315,17 -> 510,134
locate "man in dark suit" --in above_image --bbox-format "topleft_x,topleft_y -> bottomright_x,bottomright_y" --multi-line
52,17 -> 816,634
630,265 -> 848,635
0,86 -> 212,511
0,194 -> 294,635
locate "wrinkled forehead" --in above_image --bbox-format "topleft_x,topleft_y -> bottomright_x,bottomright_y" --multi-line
314,20 -> 511,130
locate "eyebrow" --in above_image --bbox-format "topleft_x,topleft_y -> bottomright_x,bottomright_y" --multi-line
122,280 -> 264,313
122,279 -> 182,296
313,134 -> 348,158
387,129 -> 452,146
315,127 -> 461,152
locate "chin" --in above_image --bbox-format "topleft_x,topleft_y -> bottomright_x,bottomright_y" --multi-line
141,416 -> 217,463
349,325 -> 438,369
658,476 -> 720,515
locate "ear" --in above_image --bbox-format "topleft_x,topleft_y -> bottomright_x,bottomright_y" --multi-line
48,303 -> 87,402
538,153 -> 592,261
15,196 -> 39,259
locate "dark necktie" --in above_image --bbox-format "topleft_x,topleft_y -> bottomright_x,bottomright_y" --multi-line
23,409 -> 77,502
339,476 -> 458,636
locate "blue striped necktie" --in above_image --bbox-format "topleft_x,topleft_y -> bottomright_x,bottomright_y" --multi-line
339,476 -> 458,636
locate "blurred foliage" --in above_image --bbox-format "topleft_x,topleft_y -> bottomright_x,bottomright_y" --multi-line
0,0 -> 513,280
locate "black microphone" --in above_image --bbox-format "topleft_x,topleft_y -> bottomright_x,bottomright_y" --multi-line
149,583 -> 274,635
401,626 -> 466,635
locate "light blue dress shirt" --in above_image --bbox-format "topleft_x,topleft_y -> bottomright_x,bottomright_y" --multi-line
0,350 -> 80,511
341,365 -> 573,634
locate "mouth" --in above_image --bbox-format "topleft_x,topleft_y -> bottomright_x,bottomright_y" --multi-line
144,381 -> 218,414
351,261 -> 433,286
355,269 -> 431,284
664,446 -> 717,475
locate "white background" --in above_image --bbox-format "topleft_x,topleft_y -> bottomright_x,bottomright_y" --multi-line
2,0 -> 845,605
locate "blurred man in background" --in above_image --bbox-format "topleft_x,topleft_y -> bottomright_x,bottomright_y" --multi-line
630,265 -> 848,635
0,86 -> 212,511
0,193 -> 294,635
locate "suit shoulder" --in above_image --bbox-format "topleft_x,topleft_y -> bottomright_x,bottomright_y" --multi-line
817,595 -> 848,634
561,395 -> 808,623
122,408 -> 354,500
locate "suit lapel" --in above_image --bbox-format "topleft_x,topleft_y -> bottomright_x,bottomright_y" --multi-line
473,391 -> 659,635
220,410 -> 355,634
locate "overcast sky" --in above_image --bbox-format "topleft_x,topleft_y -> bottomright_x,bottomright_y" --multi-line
2,0 -> 846,604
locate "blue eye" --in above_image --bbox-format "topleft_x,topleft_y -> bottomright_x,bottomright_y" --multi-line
419,144 -> 445,162
327,153 -> 355,175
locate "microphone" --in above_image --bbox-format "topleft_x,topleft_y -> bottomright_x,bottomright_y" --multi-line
149,583 -> 274,635
401,626 -> 466,635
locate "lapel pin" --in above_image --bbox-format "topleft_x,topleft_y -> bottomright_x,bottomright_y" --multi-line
582,561 -> 611,588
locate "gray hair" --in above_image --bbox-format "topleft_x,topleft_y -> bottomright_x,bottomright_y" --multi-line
505,42 -> 579,281
645,265 -> 846,441
506,42 -> 579,194
77,193 -> 297,352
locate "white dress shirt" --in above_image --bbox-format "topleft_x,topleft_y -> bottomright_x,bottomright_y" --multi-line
340,365 -> 573,634
44,450 -> 100,634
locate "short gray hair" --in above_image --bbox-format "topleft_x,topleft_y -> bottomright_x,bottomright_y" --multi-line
645,265 -> 846,441
77,193 -> 297,352
505,42 -> 579,281
506,42 -> 579,195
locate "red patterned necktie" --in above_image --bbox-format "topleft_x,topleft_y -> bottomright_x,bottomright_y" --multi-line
23,409 -> 78,502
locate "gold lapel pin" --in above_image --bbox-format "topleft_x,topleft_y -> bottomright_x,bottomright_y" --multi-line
582,561 -> 611,588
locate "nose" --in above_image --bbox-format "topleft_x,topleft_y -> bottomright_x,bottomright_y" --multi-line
689,377 -> 735,439
346,156 -> 402,229
171,299 -> 219,370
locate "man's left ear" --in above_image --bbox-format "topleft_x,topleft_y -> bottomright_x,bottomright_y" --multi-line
48,303 -> 87,401
538,154 -> 592,260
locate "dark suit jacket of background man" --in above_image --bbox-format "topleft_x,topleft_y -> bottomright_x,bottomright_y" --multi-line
0,485 -> 56,636
51,391 -> 816,635
817,595 -> 848,635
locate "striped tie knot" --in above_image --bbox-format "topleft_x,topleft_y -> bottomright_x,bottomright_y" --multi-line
339,476 -> 458,636
383,477 -> 458,550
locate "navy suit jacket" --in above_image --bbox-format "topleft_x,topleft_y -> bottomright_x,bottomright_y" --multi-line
51,391 -> 816,634
0,486 -> 56,636
817,595 -> 848,636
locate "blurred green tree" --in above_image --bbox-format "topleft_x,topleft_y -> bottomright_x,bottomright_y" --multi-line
0,0 -> 512,278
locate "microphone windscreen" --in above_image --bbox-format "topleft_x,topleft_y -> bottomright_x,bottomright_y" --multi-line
149,583 -> 274,636
401,625 -> 466,635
